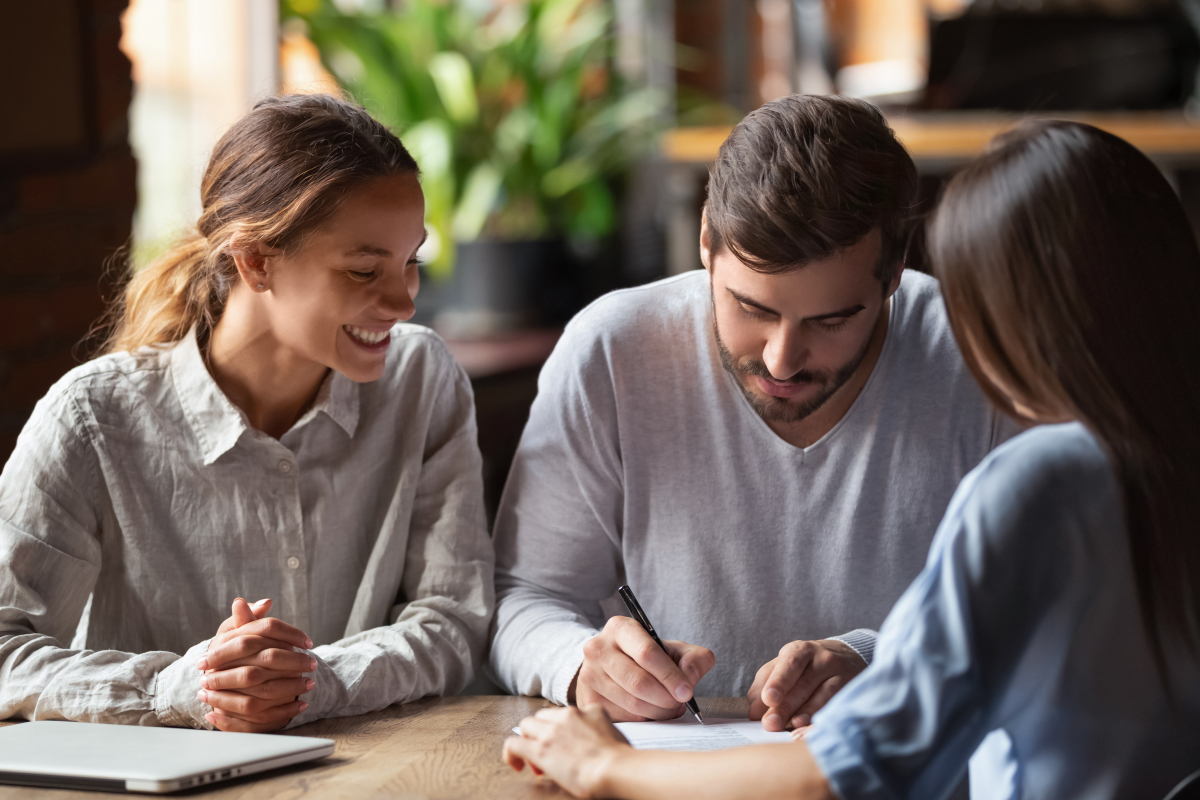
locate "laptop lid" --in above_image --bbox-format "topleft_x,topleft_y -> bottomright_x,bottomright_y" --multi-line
0,720 -> 334,793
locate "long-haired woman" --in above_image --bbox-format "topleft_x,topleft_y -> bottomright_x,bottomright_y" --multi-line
0,94 -> 493,732
503,120 -> 1200,798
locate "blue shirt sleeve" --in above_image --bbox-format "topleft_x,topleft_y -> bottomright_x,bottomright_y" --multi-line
803,425 -> 1108,800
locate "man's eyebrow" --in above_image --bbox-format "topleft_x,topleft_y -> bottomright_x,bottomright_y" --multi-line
807,304 -> 865,322
727,287 -> 781,316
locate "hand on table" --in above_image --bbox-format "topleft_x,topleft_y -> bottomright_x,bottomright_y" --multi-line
569,616 -> 714,722
197,597 -> 316,733
504,705 -> 630,799
748,639 -> 866,733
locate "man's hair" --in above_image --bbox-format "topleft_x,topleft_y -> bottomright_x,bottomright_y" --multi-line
705,94 -> 918,283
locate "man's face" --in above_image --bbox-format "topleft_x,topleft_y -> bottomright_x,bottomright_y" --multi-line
704,227 -> 895,425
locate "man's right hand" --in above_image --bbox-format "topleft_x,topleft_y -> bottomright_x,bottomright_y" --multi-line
569,616 -> 715,721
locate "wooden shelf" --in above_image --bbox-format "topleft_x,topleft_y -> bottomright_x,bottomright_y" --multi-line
662,112 -> 1200,170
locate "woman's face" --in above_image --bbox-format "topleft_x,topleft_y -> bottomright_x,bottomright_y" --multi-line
259,172 -> 426,383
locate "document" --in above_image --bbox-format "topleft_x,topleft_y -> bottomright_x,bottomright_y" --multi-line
612,718 -> 793,752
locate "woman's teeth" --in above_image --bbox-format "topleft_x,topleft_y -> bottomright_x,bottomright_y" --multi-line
344,325 -> 390,345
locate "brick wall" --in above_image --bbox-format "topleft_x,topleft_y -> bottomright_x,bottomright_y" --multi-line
0,0 -> 134,466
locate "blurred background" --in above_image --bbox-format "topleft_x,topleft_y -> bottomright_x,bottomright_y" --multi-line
4,0 -> 1200,518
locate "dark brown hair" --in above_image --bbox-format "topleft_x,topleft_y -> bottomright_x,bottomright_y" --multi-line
102,94 -> 418,353
705,94 -> 918,283
930,120 -> 1200,681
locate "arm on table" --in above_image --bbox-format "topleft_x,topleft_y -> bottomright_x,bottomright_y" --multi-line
287,361 -> 494,726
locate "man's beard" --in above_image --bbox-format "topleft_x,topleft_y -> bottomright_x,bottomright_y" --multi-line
713,313 -> 874,426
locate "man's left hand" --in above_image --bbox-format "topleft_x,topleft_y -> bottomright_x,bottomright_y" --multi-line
748,639 -> 867,732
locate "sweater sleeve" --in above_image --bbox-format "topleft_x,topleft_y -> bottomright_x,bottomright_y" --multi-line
488,320 -> 626,705
287,358 -> 494,726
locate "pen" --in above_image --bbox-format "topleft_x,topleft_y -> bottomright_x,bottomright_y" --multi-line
617,584 -> 705,724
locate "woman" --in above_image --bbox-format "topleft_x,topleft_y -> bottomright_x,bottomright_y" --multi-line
503,121 -> 1200,798
0,94 -> 493,732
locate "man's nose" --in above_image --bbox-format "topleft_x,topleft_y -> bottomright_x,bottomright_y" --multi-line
762,325 -> 806,380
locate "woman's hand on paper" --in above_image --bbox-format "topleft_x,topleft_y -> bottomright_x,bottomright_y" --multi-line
197,598 -> 316,733
747,639 -> 866,733
570,616 -> 715,722
504,705 -> 630,799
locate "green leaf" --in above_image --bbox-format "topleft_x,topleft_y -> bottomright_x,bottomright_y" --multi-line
453,162 -> 503,241
429,51 -> 479,125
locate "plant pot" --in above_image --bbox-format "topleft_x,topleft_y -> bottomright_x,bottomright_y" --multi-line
432,239 -> 571,337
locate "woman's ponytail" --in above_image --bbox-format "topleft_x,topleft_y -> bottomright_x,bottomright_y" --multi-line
100,94 -> 418,355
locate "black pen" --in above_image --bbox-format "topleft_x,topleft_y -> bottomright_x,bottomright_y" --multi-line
617,584 -> 705,724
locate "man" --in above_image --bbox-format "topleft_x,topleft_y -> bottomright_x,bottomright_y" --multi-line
488,95 -> 1017,732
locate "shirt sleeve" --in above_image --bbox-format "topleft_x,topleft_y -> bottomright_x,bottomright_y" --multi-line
0,388 -> 209,728
289,358 -> 494,726
803,447 -> 1081,800
488,320 -> 626,705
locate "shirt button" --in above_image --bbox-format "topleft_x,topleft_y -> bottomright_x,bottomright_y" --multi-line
286,556 -> 300,569
278,460 -> 293,474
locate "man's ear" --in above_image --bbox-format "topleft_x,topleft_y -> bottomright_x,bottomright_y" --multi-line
699,208 -> 713,273
229,237 -> 278,292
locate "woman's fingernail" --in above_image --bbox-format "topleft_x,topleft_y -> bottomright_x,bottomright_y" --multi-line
199,675 -> 210,689
763,688 -> 780,705
791,729 -> 806,740
299,702 -> 309,711
197,690 -> 208,703
196,658 -> 209,671
765,713 -> 782,729
309,658 -> 317,671
305,637 -> 313,648
254,599 -> 269,606
305,679 -> 315,691
674,685 -> 691,702
794,714 -> 812,727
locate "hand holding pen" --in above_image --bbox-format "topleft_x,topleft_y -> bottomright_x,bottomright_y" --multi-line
569,585 -> 715,723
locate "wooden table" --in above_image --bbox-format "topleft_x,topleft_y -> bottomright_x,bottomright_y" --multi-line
0,697 -> 750,799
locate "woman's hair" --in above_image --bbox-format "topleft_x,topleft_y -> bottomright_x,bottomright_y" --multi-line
102,94 -> 418,353
929,120 -> 1200,681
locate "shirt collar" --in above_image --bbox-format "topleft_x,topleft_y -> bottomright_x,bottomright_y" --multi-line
292,368 -> 360,439
170,328 -> 363,465
170,327 -> 249,466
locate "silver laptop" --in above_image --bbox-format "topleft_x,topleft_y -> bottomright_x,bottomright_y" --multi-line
0,720 -> 334,793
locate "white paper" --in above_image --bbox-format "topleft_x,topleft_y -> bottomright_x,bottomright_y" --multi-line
612,718 -> 793,752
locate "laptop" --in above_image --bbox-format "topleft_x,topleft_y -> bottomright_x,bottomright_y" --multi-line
0,720 -> 335,793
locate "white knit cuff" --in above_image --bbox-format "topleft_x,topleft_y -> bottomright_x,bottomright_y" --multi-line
827,629 -> 877,665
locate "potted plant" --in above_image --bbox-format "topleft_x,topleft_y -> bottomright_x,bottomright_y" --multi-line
281,0 -> 663,334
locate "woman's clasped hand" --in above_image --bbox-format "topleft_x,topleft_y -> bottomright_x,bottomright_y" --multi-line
197,598 -> 316,732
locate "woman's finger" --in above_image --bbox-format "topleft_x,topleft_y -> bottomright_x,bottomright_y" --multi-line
501,736 -> 543,776
200,689 -> 307,721
201,668 -> 312,696
201,638 -> 315,672
206,709 -> 291,734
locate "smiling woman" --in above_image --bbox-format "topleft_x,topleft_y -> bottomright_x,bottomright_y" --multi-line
0,94 -> 494,733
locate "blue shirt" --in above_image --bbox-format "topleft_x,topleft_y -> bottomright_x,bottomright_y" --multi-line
806,423 -> 1200,800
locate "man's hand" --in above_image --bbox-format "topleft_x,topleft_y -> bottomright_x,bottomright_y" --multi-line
748,639 -> 866,732
570,616 -> 715,722
197,598 -> 316,733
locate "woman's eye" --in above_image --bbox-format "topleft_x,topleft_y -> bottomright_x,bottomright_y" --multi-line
349,270 -> 377,280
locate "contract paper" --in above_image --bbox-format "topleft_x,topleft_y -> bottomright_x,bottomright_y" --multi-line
612,718 -> 793,752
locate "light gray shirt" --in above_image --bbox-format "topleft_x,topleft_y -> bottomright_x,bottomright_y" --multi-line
489,269 -> 1016,704
0,325 -> 493,729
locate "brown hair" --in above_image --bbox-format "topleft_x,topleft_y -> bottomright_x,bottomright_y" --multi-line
102,94 -> 418,353
704,94 -> 918,283
929,120 -> 1200,681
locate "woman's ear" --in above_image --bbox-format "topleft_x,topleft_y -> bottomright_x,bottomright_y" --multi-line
229,237 -> 279,292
